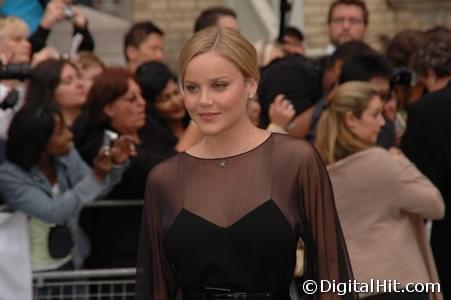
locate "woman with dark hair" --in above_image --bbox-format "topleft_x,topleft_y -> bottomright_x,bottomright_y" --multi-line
136,61 -> 189,139
73,67 -> 176,268
0,103 -> 133,274
26,58 -> 87,127
135,61 -> 202,151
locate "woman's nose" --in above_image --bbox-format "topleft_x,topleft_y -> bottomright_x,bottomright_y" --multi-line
198,90 -> 212,106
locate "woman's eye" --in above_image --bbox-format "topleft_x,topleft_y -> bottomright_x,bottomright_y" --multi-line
213,82 -> 228,90
185,85 -> 198,93
124,94 -> 137,102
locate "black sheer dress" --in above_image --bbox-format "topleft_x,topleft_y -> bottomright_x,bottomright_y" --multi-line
136,133 -> 356,299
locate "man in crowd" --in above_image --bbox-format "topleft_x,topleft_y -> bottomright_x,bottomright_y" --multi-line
193,6 -> 239,33
327,0 -> 368,53
401,30 -> 451,298
124,20 -> 165,72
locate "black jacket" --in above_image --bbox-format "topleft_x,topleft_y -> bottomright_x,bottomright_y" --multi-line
401,82 -> 451,297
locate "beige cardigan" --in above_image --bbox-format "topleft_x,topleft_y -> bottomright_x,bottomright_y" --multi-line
328,147 -> 444,300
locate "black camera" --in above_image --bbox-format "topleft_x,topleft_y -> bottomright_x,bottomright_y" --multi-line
391,68 -> 416,87
0,63 -> 33,81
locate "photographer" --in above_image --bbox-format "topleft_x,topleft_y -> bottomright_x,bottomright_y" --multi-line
0,103 -> 136,296
73,68 -> 176,268
29,0 -> 94,54
0,16 -> 32,139
0,16 -> 59,139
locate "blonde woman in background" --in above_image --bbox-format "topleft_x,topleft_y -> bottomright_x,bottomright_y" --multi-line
315,81 -> 444,300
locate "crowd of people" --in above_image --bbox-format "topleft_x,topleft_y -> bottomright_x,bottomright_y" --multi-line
0,0 -> 450,299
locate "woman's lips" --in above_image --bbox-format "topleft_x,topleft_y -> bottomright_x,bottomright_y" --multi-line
198,112 -> 221,121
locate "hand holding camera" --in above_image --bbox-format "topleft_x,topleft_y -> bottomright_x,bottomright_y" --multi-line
93,130 -> 139,181
40,0 -> 66,29
41,0 -> 87,30
109,134 -> 139,165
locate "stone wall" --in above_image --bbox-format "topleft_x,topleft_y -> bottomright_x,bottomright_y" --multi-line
303,0 -> 451,54
133,0 -> 222,71
131,0 -> 451,69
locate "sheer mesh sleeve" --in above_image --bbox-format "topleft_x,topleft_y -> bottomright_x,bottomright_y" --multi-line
135,134 -> 356,299
135,170 -> 178,300
297,145 -> 357,300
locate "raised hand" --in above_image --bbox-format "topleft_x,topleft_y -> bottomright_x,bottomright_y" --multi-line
269,94 -> 296,129
110,135 -> 139,165
40,0 -> 66,29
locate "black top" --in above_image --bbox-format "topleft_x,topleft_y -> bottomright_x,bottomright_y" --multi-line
136,134 -> 356,299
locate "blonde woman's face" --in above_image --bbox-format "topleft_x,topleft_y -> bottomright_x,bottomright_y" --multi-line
182,51 -> 256,136
0,27 -> 31,64
347,95 -> 385,145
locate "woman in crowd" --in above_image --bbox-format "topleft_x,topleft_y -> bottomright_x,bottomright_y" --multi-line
75,52 -> 106,93
0,16 -> 32,139
73,67 -> 177,268
75,51 -> 106,94
0,103 -> 133,274
135,61 -> 203,151
26,58 -> 87,128
315,81 -> 444,300
135,61 -> 192,139
135,27 -> 356,300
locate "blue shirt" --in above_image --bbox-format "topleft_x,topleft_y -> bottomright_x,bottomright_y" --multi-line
0,0 -> 44,34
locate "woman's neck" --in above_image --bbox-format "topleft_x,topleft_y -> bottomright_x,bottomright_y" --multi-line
37,154 -> 57,185
193,116 -> 270,159
62,107 -> 81,128
167,119 -> 185,140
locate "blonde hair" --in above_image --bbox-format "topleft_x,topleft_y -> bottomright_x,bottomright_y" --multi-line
315,81 -> 379,164
178,27 -> 259,84
0,17 -> 29,42
77,51 -> 106,70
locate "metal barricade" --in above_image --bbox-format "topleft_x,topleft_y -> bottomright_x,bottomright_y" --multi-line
33,268 -> 136,300
32,200 -> 144,299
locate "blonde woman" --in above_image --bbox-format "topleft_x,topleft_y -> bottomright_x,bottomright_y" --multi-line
135,27 -> 356,300
315,81 -> 444,300
0,17 -> 32,139
0,17 -> 59,138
